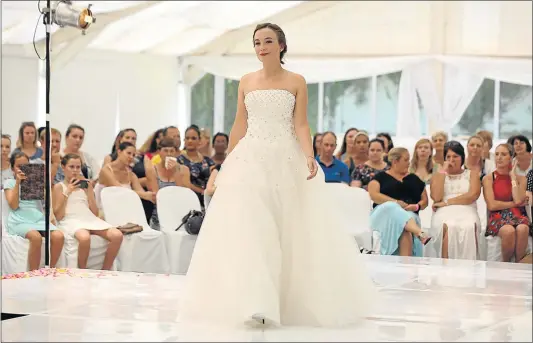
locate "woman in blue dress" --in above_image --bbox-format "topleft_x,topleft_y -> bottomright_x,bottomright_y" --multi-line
368,147 -> 431,256
3,151 -> 64,270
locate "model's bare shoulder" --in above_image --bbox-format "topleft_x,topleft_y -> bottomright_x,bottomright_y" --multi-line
286,71 -> 307,95
240,72 -> 259,93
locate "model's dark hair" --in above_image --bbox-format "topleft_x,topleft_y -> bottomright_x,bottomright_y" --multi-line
253,23 -> 287,64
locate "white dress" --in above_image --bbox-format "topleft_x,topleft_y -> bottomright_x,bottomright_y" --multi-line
179,89 -> 377,328
430,169 -> 480,260
57,183 -> 112,235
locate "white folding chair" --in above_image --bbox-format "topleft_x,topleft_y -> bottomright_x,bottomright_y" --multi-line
1,191 -> 66,275
326,183 -> 372,252
100,187 -> 169,273
156,186 -> 201,274
62,235 -> 118,270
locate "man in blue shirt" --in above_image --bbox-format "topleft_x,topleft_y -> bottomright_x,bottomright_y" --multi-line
316,131 -> 351,184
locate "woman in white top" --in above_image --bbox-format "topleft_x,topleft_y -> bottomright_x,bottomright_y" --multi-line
431,141 -> 481,260
509,135 -> 532,177
99,142 -> 156,202
53,154 -> 123,270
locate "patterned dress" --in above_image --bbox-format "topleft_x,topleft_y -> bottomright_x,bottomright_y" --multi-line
351,164 -> 389,190
486,171 -> 529,236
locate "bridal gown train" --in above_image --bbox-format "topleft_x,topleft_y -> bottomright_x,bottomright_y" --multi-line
179,89 -> 378,328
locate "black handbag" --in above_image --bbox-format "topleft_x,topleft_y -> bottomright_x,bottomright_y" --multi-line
175,210 -> 204,235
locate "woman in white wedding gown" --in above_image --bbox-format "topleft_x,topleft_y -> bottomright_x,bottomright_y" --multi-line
179,23 -> 377,328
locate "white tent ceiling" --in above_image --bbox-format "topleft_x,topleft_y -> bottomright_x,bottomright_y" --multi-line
1,0 -> 532,83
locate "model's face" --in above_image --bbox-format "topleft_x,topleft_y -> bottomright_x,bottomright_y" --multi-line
254,28 -> 282,64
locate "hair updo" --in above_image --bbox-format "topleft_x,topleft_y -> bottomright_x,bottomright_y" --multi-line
253,23 -> 287,64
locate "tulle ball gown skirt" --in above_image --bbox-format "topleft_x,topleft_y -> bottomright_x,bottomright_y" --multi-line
178,138 -> 378,328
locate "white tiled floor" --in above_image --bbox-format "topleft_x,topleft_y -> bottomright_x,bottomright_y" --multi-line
1,255 -> 531,342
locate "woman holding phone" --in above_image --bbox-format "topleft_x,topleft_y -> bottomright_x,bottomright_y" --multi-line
3,151 -> 64,270
52,153 -> 123,270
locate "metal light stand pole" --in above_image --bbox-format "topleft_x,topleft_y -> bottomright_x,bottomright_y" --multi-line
43,0 -> 52,267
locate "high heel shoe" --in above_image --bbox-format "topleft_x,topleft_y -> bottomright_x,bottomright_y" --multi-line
418,232 -> 432,245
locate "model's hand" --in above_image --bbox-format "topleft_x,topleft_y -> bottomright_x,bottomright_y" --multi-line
306,157 -> 318,180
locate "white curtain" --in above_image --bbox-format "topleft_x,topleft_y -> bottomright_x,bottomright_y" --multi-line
183,55 -> 431,84
440,64 -> 484,132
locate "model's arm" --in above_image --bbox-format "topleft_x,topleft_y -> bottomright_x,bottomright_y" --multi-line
293,75 -> 313,159
227,76 -> 249,154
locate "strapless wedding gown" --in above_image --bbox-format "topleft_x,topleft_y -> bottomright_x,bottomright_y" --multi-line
179,89 -> 377,328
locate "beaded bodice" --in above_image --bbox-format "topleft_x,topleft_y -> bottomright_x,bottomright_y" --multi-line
244,89 -> 296,143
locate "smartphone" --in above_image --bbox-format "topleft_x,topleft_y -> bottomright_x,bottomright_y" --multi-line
75,179 -> 89,189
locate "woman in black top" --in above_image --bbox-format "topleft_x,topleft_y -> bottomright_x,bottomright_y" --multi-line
368,147 -> 431,257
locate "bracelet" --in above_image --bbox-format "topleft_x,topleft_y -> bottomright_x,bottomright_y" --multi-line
439,170 -> 447,175
306,156 -> 315,160
511,180 -> 518,187
415,204 -> 420,211
62,191 -> 69,198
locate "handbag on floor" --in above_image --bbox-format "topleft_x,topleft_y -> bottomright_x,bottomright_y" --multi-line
175,210 -> 204,235
117,223 -> 143,235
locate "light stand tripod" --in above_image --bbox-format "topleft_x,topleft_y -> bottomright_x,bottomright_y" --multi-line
38,0 -> 95,266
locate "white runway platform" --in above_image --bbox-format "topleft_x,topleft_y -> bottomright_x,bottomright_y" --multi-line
1,255 -> 531,342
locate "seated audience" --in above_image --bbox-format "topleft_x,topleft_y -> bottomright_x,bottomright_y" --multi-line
98,142 -> 156,206
464,135 -> 495,180
53,154 -> 123,270
3,151 -> 64,270
430,141 -> 481,260
335,127 -> 358,160
476,130 -> 494,161
351,138 -> 389,190
368,147 -> 431,257
509,135 -> 532,176
313,133 -> 323,157
30,128 -> 62,183
316,131 -> 350,184
59,124 -> 100,183
12,122 -> 43,160
343,131 -> 369,176
483,143 -> 529,262
139,128 -> 164,161
431,131 -> 448,169
409,138 -> 435,184
376,132 -> 394,164
1,134 -> 13,186
149,138 -> 191,230
152,126 -> 181,165
102,128 -> 158,222
199,128 -> 212,157
178,126 -> 215,207
211,132 -> 229,166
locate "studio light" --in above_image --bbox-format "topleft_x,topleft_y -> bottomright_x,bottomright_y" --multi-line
52,0 -> 96,33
